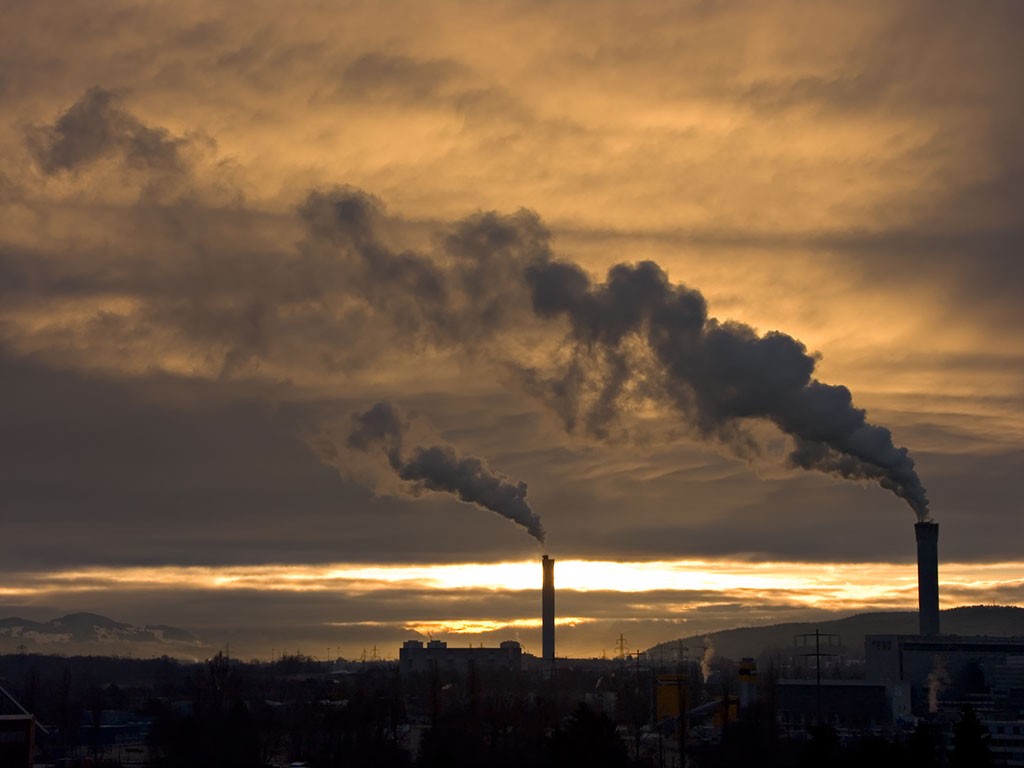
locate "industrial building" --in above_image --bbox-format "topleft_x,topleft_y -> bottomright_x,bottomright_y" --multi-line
0,715 -> 34,768
775,679 -> 911,731
866,635 -> 1024,711
398,639 -> 523,677
865,522 -> 1024,714
0,683 -> 41,768
859,520 -> 1024,765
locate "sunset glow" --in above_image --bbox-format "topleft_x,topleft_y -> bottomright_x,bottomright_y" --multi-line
4,559 -> 1022,608
1,1 -> 1021,664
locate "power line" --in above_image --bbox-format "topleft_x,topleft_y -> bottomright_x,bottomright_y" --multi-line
794,629 -> 840,727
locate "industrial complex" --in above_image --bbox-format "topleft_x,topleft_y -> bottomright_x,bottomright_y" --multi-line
4,521 -> 1024,766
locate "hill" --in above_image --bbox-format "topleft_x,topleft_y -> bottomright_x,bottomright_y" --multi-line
0,612 -> 206,657
647,606 -> 1024,662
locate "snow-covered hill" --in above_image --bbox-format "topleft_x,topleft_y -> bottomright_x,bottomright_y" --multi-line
0,612 -> 205,657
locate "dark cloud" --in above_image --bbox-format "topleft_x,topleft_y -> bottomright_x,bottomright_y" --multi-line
26,87 -> 186,175
297,187 -> 546,347
333,50 -> 535,129
340,52 -> 465,101
7,160 -> 937,527
0,3 -> 1017,535
742,73 -> 891,114
0,354 -> 554,570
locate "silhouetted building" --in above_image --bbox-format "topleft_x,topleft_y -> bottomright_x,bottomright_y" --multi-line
776,679 -> 910,731
399,639 -> 522,677
0,715 -> 34,768
987,720 -> 1024,767
866,634 -> 1024,716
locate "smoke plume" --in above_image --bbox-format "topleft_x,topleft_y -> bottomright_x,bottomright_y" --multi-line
927,656 -> 949,713
701,636 -> 715,683
348,401 -> 545,542
523,258 -> 930,520
304,188 -> 929,520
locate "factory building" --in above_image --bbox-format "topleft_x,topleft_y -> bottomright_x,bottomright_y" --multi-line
861,520 -> 1024,762
0,716 -> 34,768
398,639 -> 523,677
865,634 -> 1024,715
776,679 -> 911,731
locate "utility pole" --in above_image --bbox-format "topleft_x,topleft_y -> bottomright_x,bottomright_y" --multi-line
795,629 -> 840,727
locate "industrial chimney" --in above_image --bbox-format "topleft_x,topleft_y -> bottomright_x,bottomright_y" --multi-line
915,521 -> 940,636
542,555 -> 555,662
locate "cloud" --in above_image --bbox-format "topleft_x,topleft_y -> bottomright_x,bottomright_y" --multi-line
26,87 -> 187,175
340,52 -> 466,102
0,0 -> 1020,610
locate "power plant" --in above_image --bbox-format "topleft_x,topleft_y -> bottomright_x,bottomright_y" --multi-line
385,515 -> 1024,765
542,555 -> 555,663
914,521 -> 940,636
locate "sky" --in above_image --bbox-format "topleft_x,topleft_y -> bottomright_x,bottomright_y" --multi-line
1,0 -> 1022,661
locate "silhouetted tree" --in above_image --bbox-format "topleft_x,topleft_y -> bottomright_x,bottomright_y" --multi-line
549,702 -> 628,768
800,724 -> 839,768
950,704 -> 992,768
906,720 -> 943,768
847,734 -> 903,768
19,665 -> 39,714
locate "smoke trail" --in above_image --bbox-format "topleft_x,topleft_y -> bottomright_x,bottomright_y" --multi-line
524,258 -> 930,520
701,636 -> 715,683
304,189 -> 929,520
348,401 -> 545,542
927,656 -> 949,713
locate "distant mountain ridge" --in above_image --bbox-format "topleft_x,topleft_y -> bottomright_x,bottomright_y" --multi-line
648,606 -> 1024,662
0,612 -> 205,656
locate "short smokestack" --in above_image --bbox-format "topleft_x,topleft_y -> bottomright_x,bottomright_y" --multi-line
915,521 -> 940,636
542,555 -> 555,662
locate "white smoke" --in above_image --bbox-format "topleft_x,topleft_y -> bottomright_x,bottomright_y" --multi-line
701,636 -> 715,683
926,656 -> 949,714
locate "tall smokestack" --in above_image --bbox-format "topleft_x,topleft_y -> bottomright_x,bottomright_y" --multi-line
542,555 -> 555,662
915,521 -> 940,636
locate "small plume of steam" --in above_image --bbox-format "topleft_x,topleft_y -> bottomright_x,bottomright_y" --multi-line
927,656 -> 949,714
348,401 -> 545,543
701,636 -> 715,683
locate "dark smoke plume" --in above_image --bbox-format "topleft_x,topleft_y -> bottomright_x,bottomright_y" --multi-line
305,188 -> 929,520
523,258 -> 930,520
348,401 -> 546,542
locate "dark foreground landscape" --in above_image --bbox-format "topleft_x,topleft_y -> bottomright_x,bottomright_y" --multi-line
3,607 -> 1022,767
